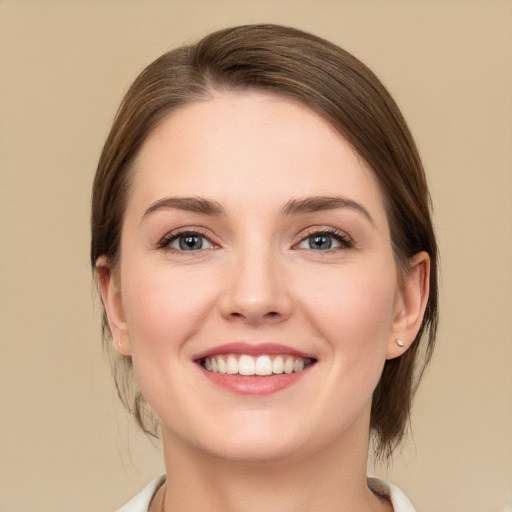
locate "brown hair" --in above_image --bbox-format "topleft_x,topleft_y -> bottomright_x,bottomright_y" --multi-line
91,24 -> 438,460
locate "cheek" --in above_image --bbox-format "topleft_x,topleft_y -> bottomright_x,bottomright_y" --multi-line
118,263 -> 223,412
297,259 -> 397,357
120,263 -> 219,357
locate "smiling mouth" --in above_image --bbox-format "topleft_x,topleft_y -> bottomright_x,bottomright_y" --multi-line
200,354 -> 315,376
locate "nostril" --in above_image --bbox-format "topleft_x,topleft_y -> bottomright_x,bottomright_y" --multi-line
231,311 -> 279,319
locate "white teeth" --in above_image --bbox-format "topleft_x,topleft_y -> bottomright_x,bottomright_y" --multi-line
226,354 -> 238,374
293,359 -> 305,372
217,358 -> 227,374
255,355 -> 272,376
238,355 -> 255,375
272,356 -> 284,374
203,354 -> 311,376
284,356 -> 294,374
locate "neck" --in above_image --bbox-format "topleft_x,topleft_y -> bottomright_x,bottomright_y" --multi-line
155,417 -> 391,512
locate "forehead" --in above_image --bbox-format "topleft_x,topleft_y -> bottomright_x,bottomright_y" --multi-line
128,91 -> 386,221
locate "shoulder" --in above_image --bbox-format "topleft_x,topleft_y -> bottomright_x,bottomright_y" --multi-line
116,476 -> 165,512
368,477 -> 416,512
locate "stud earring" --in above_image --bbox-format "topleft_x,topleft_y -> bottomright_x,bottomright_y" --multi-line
395,339 -> 405,347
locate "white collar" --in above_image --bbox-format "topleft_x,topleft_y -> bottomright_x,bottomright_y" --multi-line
118,475 -> 416,512
368,477 -> 416,511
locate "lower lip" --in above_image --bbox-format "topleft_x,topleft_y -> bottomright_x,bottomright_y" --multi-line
199,365 -> 312,395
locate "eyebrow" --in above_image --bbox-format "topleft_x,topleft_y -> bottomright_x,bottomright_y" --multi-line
143,197 -> 226,219
142,195 -> 374,225
281,196 -> 375,225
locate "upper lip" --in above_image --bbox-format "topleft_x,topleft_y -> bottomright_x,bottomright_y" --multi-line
192,342 -> 316,361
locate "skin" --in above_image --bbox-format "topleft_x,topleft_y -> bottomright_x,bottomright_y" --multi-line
97,92 -> 429,512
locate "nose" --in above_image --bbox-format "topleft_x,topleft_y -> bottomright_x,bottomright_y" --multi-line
218,245 -> 293,326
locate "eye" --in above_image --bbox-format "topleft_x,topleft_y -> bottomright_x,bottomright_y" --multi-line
159,231 -> 216,252
296,229 -> 353,251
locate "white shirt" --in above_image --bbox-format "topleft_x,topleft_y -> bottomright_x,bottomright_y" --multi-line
117,476 -> 416,511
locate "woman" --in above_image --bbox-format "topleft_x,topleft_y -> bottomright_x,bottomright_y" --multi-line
91,24 -> 438,512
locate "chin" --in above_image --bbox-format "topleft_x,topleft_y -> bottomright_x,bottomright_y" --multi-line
163,411 -> 313,466
201,434 -> 309,466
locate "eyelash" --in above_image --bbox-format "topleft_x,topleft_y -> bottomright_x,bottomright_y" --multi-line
157,227 -> 353,253
157,228 -> 216,253
297,227 -> 354,251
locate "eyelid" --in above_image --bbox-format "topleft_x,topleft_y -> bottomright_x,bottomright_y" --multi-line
294,226 -> 354,250
155,225 -> 353,252
157,227 -> 219,252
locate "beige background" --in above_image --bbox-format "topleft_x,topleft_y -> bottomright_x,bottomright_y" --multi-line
1,1 -> 511,511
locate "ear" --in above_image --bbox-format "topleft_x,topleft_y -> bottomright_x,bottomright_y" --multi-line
95,256 -> 131,356
386,251 -> 430,360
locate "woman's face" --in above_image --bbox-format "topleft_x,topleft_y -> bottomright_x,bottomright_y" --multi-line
101,92 -> 423,463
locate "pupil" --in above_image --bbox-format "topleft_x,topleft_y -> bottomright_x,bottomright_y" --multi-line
179,235 -> 203,250
310,235 -> 332,250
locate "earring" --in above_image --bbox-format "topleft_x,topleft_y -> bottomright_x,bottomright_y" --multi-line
395,339 -> 405,347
